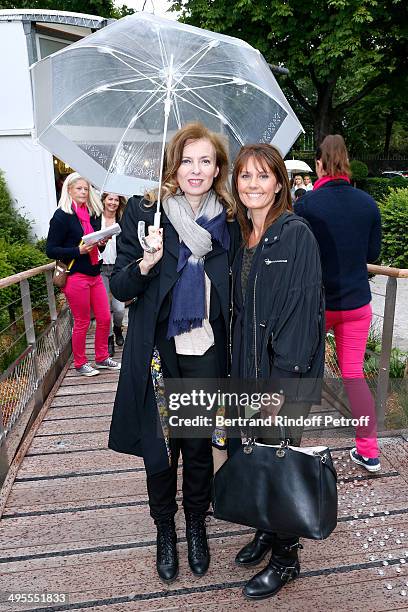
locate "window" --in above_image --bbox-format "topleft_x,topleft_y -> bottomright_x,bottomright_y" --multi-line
37,36 -> 70,60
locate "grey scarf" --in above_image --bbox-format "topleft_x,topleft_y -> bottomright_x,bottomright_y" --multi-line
162,190 -> 228,337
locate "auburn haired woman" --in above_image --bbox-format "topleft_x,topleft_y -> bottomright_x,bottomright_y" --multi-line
108,123 -> 240,583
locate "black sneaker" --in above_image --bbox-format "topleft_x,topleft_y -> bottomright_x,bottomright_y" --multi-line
350,448 -> 381,473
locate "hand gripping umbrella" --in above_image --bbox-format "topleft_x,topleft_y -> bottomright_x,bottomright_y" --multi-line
31,12 -> 303,239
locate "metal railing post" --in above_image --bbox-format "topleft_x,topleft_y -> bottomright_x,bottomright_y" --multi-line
45,269 -> 59,348
19,279 -> 40,384
376,276 -> 397,428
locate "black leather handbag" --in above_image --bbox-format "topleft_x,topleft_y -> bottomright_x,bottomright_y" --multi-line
213,437 -> 338,540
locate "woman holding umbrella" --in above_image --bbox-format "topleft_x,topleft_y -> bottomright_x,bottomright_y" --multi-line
108,122 -> 240,583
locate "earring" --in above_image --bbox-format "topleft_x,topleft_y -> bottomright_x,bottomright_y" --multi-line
247,209 -> 251,219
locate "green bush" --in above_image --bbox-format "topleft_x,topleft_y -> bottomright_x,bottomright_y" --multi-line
35,238 -> 47,254
0,250 -> 16,331
361,177 -> 407,202
0,170 -> 32,244
379,188 -> 408,268
5,243 -> 49,310
350,160 -> 368,183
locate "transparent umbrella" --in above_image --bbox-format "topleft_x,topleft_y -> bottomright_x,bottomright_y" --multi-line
31,12 -> 303,226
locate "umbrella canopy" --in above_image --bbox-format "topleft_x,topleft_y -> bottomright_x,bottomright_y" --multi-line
31,13 -> 303,197
284,160 -> 313,174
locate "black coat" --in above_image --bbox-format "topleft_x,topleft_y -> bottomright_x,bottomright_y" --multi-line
231,212 -> 325,403
108,196 -> 240,475
46,208 -> 102,276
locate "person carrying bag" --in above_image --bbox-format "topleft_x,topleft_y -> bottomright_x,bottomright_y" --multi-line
214,143 -> 333,601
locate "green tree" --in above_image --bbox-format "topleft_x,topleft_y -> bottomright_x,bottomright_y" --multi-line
0,171 -> 32,244
0,0 -> 134,19
172,0 -> 407,144
342,76 -> 408,158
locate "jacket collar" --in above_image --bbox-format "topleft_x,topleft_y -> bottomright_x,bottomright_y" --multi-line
315,178 -> 351,190
263,211 -> 299,243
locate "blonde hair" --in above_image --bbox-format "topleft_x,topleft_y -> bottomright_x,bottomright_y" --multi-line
58,172 -> 103,216
145,122 -> 235,219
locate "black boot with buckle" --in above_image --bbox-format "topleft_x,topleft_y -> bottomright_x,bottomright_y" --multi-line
113,325 -> 124,347
243,535 -> 302,600
108,334 -> 115,357
235,530 -> 275,566
185,512 -> 210,576
155,516 -> 178,583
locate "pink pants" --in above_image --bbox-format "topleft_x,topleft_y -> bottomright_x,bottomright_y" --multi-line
325,303 -> 379,458
64,273 -> 110,368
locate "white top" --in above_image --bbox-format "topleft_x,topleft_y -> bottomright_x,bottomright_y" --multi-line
305,183 -> 313,191
174,272 -> 215,356
100,215 -> 117,265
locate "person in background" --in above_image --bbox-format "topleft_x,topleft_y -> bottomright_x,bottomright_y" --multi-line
303,174 -> 313,190
295,134 -> 381,472
100,193 -> 127,356
108,122 -> 240,584
290,174 -> 305,200
46,173 -> 121,376
294,187 -> 307,201
230,144 -> 324,601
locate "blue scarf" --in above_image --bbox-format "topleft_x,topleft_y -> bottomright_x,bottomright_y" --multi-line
167,209 -> 230,339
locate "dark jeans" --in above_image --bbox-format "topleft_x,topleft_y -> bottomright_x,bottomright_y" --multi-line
147,345 -> 218,521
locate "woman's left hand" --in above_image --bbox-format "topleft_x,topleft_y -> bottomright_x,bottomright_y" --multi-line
97,237 -> 110,247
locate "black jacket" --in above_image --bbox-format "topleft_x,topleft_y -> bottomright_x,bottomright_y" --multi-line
231,212 -> 325,403
46,208 -> 102,276
108,196 -> 241,475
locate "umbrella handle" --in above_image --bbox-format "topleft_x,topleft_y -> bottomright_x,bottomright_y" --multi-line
137,221 -> 159,254
153,211 -> 161,229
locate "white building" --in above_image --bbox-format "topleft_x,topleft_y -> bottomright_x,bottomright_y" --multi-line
0,9 -> 112,239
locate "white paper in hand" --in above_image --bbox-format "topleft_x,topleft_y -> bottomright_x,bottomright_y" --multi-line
82,223 -> 121,245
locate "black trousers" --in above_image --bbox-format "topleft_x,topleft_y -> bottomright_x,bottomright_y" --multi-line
147,346 -> 218,521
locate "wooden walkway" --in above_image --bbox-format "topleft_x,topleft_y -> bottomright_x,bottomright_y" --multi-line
1,335 -> 408,611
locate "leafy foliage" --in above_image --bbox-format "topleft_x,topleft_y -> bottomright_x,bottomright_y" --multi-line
379,188 -> 408,268
0,249 -> 15,330
172,0 -> 407,144
0,171 -> 32,244
350,160 -> 368,183
361,177 -> 408,203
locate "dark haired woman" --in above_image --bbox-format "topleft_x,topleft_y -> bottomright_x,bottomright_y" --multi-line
295,134 -> 381,471
230,144 -> 325,600
100,192 -> 127,356
108,123 -> 240,583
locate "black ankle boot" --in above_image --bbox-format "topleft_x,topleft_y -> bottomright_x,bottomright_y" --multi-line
108,334 -> 115,357
155,516 -> 178,583
235,530 -> 275,566
113,325 -> 124,346
185,512 -> 210,576
243,536 -> 302,600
